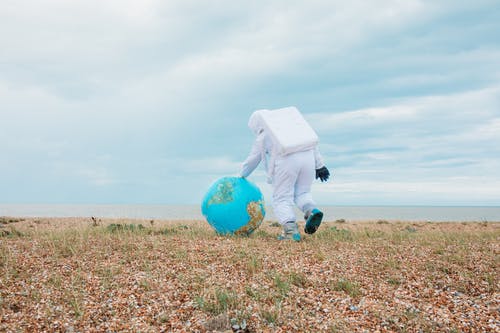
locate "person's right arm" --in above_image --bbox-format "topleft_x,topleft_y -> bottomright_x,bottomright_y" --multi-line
240,134 -> 265,178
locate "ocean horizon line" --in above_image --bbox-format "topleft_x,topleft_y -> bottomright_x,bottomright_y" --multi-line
1,204 -> 500,222
2,203 -> 499,207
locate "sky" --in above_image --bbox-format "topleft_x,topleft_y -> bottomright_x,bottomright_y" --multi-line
1,0 -> 500,206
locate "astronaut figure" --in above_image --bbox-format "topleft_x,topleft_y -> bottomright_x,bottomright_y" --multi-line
240,108 -> 330,241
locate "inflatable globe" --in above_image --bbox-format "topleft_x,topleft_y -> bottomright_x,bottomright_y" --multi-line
201,176 -> 265,235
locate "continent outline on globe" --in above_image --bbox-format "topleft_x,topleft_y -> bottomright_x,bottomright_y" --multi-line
234,200 -> 265,236
207,179 -> 234,205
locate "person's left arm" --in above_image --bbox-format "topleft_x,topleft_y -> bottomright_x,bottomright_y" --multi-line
313,146 -> 325,169
313,146 -> 330,182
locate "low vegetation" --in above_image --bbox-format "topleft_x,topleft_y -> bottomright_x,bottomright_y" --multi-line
0,217 -> 498,332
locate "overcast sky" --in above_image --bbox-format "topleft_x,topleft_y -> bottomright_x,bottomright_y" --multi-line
1,0 -> 499,206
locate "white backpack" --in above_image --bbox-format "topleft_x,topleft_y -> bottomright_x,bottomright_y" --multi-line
258,106 -> 319,156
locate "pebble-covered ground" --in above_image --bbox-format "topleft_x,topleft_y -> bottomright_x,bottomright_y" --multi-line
0,217 -> 498,332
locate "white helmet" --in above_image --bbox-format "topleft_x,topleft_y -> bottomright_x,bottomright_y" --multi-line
248,109 -> 266,135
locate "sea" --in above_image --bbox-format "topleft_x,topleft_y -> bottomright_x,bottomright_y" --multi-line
1,204 -> 500,222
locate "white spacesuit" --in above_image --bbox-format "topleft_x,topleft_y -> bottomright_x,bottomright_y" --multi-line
240,109 -> 330,240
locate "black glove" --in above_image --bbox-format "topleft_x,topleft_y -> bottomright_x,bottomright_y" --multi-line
316,166 -> 330,182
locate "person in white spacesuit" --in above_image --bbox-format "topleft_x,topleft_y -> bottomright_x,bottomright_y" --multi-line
240,110 -> 330,241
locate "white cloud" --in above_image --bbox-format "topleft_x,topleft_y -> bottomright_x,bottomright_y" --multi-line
0,0 -> 164,58
77,166 -> 116,186
307,105 -> 418,130
304,85 -> 500,205
308,85 -> 500,134
182,156 -> 242,175
315,176 -> 500,205
2,1 -> 430,85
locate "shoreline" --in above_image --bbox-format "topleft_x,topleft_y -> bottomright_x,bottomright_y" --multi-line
2,216 -> 500,236
2,216 -> 500,232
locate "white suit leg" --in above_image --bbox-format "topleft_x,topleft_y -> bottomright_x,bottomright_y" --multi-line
294,150 -> 316,214
272,150 -> 317,225
272,156 -> 299,225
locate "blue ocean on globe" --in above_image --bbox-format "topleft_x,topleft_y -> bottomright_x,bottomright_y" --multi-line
201,177 -> 266,235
